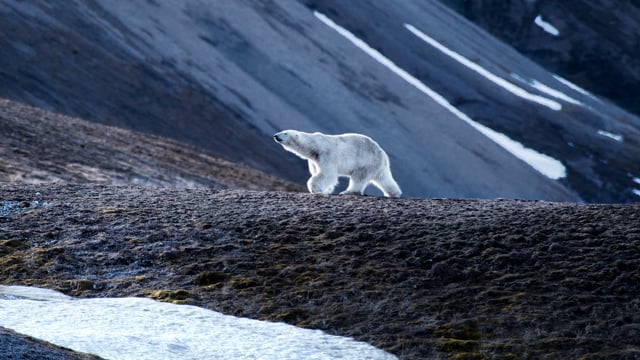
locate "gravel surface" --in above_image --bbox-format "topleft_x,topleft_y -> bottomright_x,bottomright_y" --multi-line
1,184 -> 639,359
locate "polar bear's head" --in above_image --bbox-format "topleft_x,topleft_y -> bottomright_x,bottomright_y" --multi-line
274,130 -> 312,147
273,130 -> 320,160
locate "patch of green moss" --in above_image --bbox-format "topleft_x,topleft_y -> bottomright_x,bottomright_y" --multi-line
448,351 -> 488,360
74,279 -> 94,291
275,307 -> 307,323
439,338 -> 480,353
194,271 -> 227,286
435,322 -> 481,341
229,277 -> 259,289
435,321 -> 490,359
150,289 -> 195,304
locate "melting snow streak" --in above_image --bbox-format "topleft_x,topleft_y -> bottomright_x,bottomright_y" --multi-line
597,130 -> 624,142
530,80 -> 581,105
404,24 -> 562,111
511,73 -> 582,105
314,12 -> 566,180
553,75 -> 598,100
633,178 -> 640,197
534,15 -> 560,36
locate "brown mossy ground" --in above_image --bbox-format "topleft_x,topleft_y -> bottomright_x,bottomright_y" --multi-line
0,98 -> 302,192
1,184 -> 640,359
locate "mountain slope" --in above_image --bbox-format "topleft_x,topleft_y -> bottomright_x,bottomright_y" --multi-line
0,1 -> 301,183
442,0 -> 640,118
2,184 -> 640,359
0,98 -> 301,192
0,0 -> 597,201
303,0 -> 640,203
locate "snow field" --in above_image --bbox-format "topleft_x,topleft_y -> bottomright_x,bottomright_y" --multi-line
0,286 -> 397,360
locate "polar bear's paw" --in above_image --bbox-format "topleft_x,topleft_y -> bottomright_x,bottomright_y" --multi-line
307,176 -> 336,195
339,190 -> 364,196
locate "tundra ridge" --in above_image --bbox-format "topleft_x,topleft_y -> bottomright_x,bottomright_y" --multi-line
1,184 -> 639,359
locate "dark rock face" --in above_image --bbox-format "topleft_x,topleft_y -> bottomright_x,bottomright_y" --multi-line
0,327 -> 103,360
442,0 -> 640,120
0,1 -> 639,202
2,184 -> 640,359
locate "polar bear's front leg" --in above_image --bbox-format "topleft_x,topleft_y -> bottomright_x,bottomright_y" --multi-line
340,170 -> 370,195
308,160 -> 319,176
307,171 -> 338,195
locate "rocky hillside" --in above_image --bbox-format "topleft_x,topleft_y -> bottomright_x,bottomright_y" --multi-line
2,184 -> 640,359
304,0 -> 640,203
442,0 -> 640,118
0,98 -> 301,192
3,1 -> 639,201
1,327 -> 102,360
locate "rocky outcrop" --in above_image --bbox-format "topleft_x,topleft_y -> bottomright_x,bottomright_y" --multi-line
0,99 -> 301,192
0,326 -> 102,360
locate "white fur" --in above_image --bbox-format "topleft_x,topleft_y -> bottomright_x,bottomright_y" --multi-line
274,130 -> 402,197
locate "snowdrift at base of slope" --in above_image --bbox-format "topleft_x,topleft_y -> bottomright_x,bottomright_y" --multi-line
0,286 -> 397,360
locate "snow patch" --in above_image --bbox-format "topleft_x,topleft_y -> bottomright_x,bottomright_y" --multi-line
404,23 -> 562,111
0,202 -> 21,217
0,286 -> 397,360
597,130 -> 624,142
468,122 -> 567,180
0,199 -> 51,217
511,73 -> 582,105
530,80 -> 581,105
534,15 -> 560,36
553,75 -> 599,100
315,12 -> 566,180
633,178 -> 640,197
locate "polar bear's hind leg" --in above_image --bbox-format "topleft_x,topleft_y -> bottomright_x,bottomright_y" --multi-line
372,168 -> 402,198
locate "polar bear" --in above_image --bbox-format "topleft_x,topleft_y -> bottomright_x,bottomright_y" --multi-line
273,130 -> 402,197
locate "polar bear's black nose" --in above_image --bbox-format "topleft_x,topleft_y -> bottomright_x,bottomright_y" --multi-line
274,132 -> 289,143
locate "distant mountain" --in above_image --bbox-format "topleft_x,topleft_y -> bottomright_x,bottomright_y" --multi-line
0,98 -> 301,192
441,0 -> 640,118
1,0 -> 638,202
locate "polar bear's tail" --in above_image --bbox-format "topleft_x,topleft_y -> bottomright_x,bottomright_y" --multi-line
373,166 -> 402,198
